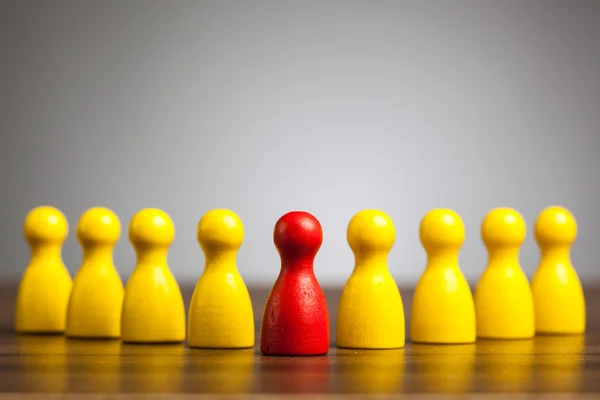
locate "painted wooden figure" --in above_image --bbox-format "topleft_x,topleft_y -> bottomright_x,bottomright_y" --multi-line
15,206 -> 72,333
66,207 -> 124,338
532,206 -> 585,335
337,209 -> 405,349
474,208 -> 534,339
188,208 -> 254,348
411,209 -> 476,344
121,208 -> 186,343
260,211 -> 330,356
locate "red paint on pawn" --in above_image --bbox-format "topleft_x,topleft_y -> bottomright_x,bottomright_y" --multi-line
260,211 -> 330,356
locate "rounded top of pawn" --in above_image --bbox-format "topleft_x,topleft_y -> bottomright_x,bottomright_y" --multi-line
197,209 -> 244,252
77,207 -> 121,245
24,206 -> 68,244
535,206 -> 577,246
128,208 -> 175,247
420,209 -> 465,251
274,211 -> 323,261
347,209 -> 395,252
481,208 -> 526,247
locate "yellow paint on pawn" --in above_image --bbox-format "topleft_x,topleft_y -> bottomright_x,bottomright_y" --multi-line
188,208 -> 254,348
66,207 -> 124,338
411,209 -> 475,344
336,209 -> 405,349
532,206 -> 585,335
121,208 -> 186,343
474,208 -> 534,339
15,206 -> 72,333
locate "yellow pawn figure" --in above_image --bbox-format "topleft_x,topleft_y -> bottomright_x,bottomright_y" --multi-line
121,208 -> 186,343
532,206 -> 585,335
188,209 -> 254,348
15,206 -> 72,333
66,207 -> 124,338
474,208 -> 534,339
337,210 -> 405,349
411,209 -> 475,344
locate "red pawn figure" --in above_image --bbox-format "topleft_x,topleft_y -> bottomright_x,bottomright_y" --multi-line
260,211 -> 330,356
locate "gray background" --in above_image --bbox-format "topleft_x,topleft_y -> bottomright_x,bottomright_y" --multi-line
1,0 -> 599,287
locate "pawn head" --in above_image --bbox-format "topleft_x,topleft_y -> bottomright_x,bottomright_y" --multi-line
481,208 -> 526,247
535,206 -> 577,246
128,208 -> 175,248
24,206 -> 68,245
77,207 -> 121,246
419,209 -> 465,251
197,208 -> 244,252
274,211 -> 323,262
347,209 -> 395,253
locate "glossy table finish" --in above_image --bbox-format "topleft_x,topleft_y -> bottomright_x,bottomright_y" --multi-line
0,285 -> 599,398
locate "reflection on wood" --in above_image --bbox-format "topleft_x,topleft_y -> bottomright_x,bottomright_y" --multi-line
408,344 -> 476,393
336,348 -> 404,393
258,355 -> 331,393
476,339 -> 534,392
119,344 -> 186,393
66,339 -> 121,393
185,348 -> 254,393
15,335 -> 68,393
534,335 -> 585,392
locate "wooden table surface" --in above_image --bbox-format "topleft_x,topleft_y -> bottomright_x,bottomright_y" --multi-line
0,284 -> 599,399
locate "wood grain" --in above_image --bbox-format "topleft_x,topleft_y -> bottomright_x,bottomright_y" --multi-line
0,284 -> 599,398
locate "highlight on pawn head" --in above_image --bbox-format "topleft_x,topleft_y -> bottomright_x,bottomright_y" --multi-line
347,209 -> 395,253
419,208 -> 465,251
77,207 -> 121,246
535,206 -> 577,247
24,206 -> 68,245
197,208 -> 244,252
481,207 -> 526,248
274,211 -> 323,261
129,208 -> 175,247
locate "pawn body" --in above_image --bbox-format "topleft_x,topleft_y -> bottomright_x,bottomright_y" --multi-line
66,207 -> 124,338
260,211 -> 329,356
411,209 -> 475,344
532,206 -> 585,334
121,208 -> 186,343
474,208 -> 534,339
15,206 -> 72,333
337,210 -> 404,349
188,209 -> 254,348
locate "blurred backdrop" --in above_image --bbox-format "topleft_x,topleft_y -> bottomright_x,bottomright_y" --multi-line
1,0 -> 599,286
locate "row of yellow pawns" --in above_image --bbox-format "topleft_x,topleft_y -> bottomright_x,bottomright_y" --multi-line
15,204 -> 584,349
